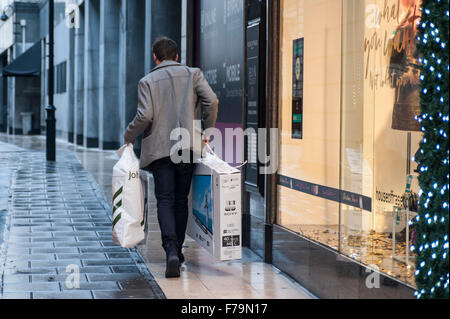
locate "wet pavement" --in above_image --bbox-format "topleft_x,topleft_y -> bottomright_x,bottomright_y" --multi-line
0,134 -> 314,299
0,140 -> 165,299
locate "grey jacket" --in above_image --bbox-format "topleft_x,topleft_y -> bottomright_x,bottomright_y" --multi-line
124,61 -> 219,168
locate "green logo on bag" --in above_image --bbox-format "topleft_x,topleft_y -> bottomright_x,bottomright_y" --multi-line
128,171 -> 139,180
112,186 -> 123,228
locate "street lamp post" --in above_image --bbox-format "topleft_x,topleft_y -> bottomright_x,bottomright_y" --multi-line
46,0 -> 56,161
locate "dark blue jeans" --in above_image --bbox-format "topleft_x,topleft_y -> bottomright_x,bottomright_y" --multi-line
146,156 -> 195,252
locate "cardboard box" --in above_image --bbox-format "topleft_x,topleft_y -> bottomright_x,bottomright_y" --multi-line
187,153 -> 242,261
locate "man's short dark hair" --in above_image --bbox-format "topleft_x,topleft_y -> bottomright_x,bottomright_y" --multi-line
152,37 -> 178,62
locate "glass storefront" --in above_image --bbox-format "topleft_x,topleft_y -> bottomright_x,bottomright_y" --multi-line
276,0 -> 422,287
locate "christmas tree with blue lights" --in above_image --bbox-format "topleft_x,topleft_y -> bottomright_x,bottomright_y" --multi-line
413,0 -> 449,299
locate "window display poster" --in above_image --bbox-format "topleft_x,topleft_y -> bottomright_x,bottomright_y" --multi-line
292,38 -> 304,139
277,0 -> 342,228
362,0 -> 423,215
245,24 -> 259,188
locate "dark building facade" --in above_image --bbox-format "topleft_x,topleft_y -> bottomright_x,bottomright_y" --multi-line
0,1 -> 41,135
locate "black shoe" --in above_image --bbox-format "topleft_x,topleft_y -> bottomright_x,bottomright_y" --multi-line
178,252 -> 185,264
165,243 -> 180,278
165,255 -> 180,278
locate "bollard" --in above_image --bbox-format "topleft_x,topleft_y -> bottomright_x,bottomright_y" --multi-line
46,105 -> 56,161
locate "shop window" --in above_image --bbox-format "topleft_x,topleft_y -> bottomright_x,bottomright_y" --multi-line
56,61 -> 67,94
340,0 -> 421,287
277,0 -> 421,287
46,61 -> 67,96
277,0 -> 342,250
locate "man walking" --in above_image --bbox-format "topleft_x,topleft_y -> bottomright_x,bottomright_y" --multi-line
124,37 -> 218,278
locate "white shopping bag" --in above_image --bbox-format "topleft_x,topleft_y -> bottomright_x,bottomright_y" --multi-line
111,144 -> 145,248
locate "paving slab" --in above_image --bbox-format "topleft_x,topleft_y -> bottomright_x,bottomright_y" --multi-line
3,282 -> 61,293
32,291 -> 93,299
92,289 -> 162,299
86,273 -> 144,282
31,274 -> 89,283
1,292 -> 32,299
82,259 -> 135,266
60,281 -> 121,291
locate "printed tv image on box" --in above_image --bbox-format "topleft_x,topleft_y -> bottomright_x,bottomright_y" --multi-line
192,175 -> 213,235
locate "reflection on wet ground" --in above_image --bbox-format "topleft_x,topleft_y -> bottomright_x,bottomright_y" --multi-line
0,134 -> 117,204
